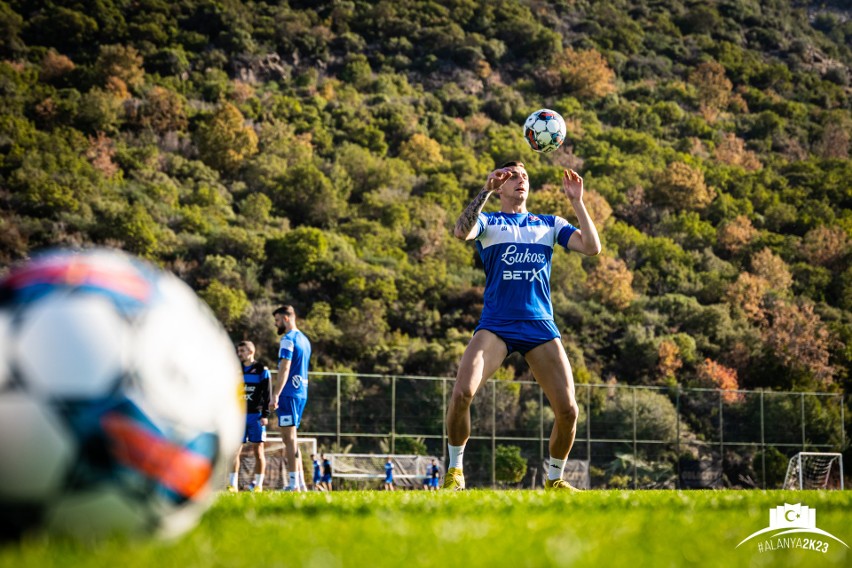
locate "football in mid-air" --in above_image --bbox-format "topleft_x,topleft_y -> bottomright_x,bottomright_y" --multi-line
0,249 -> 244,539
523,108 -> 567,153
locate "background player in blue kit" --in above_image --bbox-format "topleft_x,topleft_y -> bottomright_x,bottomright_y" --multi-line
311,453 -> 322,491
319,453 -> 333,491
228,340 -> 271,492
383,457 -> 394,491
428,459 -> 440,490
444,162 -> 601,491
270,305 -> 312,492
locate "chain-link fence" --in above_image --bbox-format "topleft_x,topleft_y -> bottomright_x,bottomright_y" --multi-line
287,372 -> 845,489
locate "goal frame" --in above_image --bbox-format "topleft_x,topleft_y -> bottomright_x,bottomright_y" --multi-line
783,452 -> 844,490
235,436 -> 317,490
325,453 -> 443,489
327,453 -> 442,479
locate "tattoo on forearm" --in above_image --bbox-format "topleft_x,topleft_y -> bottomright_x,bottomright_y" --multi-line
455,189 -> 492,236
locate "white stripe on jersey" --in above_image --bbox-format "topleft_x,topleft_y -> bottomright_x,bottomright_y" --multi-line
476,213 -> 574,250
478,222 -> 555,249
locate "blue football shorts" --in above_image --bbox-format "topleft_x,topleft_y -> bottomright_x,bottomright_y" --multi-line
243,412 -> 266,443
277,396 -> 307,428
321,473 -> 332,483
430,478 -> 440,488
474,319 -> 561,355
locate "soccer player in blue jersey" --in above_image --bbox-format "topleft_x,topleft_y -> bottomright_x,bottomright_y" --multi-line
270,305 -> 312,492
383,457 -> 395,491
311,453 -> 322,491
428,459 -> 441,491
444,163 -> 601,491
228,341 -> 272,492
320,453 -> 333,491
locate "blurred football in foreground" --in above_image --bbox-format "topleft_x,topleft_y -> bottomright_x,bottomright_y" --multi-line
0,249 -> 243,539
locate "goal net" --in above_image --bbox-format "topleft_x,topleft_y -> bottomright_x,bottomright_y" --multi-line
236,437 -> 317,490
782,452 -> 844,490
327,454 -> 442,489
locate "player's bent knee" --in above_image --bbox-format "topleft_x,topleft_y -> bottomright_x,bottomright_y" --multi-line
554,401 -> 579,425
450,387 -> 475,407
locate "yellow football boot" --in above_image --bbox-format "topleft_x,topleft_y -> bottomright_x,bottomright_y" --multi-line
442,467 -> 465,490
545,478 -> 580,491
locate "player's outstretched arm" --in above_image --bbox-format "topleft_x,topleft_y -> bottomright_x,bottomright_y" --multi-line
562,169 -> 602,256
453,169 -> 510,240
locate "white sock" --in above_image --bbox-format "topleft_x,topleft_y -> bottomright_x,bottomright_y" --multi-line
288,472 -> 297,488
548,456 -> 567,481
448,443 -> 466,469
229,473 -> 238,487
254,474 -> 264,490
297,470 -> 307,490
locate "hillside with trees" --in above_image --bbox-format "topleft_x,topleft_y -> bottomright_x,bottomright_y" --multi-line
1,1 -> 850,464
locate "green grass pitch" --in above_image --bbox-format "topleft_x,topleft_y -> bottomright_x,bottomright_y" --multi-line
2,490 -> 849,567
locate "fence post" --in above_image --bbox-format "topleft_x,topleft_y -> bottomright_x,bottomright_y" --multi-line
719,390 -> 724,465
675,387 -> 681,490
841,394 -> 846,453
632,387 -> 637,489
336,373 -> 341,448
798,453 -> 804,490
391,376 -> 396,454
442,378 -> 447,466
539,385 -> 545,463
760,389 -> 766,489
586,384 -> 591,475
492,380 -> 497,489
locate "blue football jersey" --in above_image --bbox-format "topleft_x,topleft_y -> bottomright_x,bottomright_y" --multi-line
278,329 -> 311,398
474,212 -> 577,321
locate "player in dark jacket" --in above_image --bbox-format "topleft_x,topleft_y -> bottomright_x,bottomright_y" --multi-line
228,340 -> 272,492
320,453 -> 333,491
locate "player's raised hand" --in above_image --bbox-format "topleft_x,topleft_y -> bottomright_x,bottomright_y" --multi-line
486,168 -> 512,192
562,169 -> 584,201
